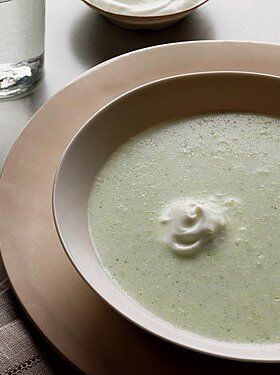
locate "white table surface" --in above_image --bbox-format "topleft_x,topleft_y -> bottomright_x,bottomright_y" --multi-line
1,0 -> 280,371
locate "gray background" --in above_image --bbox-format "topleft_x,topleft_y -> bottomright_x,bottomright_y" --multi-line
1,0 -> 280,371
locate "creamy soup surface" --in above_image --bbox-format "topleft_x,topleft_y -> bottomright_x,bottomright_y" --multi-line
88,113 -> 280,343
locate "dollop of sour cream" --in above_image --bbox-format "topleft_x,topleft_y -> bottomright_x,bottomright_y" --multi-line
93,0 -> 199,16
160,198 -> 226,256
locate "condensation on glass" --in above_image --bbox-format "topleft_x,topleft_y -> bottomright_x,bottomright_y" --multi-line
0,0 -> 45,98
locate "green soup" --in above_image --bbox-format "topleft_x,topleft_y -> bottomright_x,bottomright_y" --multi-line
88,113 -> 280,343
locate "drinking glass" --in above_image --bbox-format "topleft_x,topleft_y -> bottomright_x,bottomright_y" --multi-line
0,0 -> 45,98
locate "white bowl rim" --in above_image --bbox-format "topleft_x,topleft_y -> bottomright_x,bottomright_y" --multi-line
81,0 -> 209,19
53,71 -> 280,363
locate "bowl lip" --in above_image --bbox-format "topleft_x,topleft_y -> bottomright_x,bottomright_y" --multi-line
81,0 -> 209,20
53,70 -> 280,363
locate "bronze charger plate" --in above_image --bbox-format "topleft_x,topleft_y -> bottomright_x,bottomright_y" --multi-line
1,41 -> 280,374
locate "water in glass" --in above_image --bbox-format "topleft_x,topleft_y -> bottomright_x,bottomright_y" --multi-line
0,0 -> 45,98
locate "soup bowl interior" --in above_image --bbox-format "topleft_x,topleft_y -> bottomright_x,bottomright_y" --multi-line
53,72 -> 280,362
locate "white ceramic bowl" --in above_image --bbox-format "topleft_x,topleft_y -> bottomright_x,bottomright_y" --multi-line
81,0 -> 209,29
53,72 -> 280,362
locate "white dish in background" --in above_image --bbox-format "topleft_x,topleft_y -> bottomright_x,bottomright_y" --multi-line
81,0 -> 209,29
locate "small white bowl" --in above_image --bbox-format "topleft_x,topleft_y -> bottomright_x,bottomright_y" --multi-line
53,72 -> 280,362
81,0 -> 209,29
